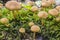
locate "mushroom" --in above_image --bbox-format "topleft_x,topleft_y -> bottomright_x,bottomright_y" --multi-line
31,25 -> 40,40
0,18 -> 9,24
31,6 -> 38,12
38,11 -> 48,19
48,9 -> 59,16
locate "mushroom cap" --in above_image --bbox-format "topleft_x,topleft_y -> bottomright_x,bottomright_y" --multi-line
41,1 -> 50,7
5,1 -> 21,10
19,28 -> 25,33
28,22 -> 34,27
42,0 -> 47,2
31,6 -> 38,12
38,11 -> 48,19
48,9 -> 59,16
27,1 -> 34,6
56,6 -> 60,11
48,0 -> 55,4
0,18 -> 9,24
31,25 -> 40,32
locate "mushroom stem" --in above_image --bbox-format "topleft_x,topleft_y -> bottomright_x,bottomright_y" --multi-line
12,10 -> 18,19
23,33 -> 25,39
41,19 -> 44,26
25,33 -> 32,40
12,11 -> 16,19
33,32 -> 36,40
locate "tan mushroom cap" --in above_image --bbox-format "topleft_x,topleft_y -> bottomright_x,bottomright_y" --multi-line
41,1 -> 50,7
38,11 -> 48,19
0,18 -> 9,24
5,1 -> 21,10
27,1 -> 34,6
42,0 -> 55,5
48,0 -> 55,4
48,9 -> 59,16
31,25 -> 40,32
31,6 -> 38,12
19,28 -> 25,33
56,6 -> 60,11
28,22 -> 34,27
42,0 -> 47,2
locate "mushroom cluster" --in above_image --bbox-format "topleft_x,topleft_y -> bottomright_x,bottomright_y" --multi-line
0,0 -> 60,40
